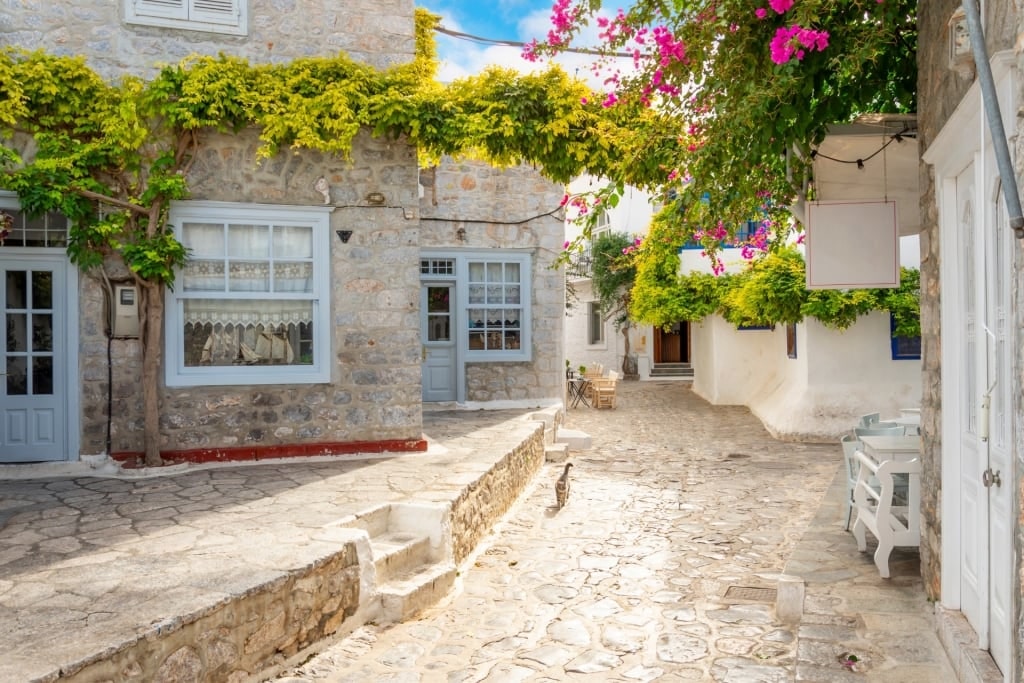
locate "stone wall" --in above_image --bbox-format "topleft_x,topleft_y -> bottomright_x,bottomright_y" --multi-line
0,0 -> 414,80
61,542 -> 361,683
77,127 -> 423,455
419,160 -> 566,405
448,417 -> 549,564
917,0 -> 979,602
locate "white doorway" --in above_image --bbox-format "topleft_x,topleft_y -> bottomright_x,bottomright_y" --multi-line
421,282 -> 456,402
944,158 -> 1014,680
930,86 -> 1016,676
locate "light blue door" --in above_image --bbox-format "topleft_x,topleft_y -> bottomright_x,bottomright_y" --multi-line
0,257 -> 66,462
421,283 -> 456,402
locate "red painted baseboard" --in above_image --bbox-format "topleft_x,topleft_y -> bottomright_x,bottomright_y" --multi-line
111,437 -> 428,468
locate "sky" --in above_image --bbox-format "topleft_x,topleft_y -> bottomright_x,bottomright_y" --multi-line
418,0 -> 628,86
419,0 -> 556,80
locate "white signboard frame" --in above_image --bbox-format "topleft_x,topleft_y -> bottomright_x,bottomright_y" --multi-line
805,199 -> 900,289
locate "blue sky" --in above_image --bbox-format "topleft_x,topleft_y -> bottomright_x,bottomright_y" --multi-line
419,0 -> 557,80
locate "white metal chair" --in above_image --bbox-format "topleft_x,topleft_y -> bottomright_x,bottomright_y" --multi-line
840,434 -> 862,531
854,424 -> 905,438
857,412 -> 881,428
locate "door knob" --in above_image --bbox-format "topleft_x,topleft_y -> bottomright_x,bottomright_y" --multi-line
982,468 -> 1002,488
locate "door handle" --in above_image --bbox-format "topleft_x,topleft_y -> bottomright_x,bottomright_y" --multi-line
982,468 -> 1002,488
422,346 -> 427,361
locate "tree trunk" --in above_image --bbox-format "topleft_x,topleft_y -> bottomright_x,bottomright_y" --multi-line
621,323 -> 638,377
140,281 -> 164,467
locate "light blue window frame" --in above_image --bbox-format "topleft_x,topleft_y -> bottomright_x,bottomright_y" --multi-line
164,201 -> 332,387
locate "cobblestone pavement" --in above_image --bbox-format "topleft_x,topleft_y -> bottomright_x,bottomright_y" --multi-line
272,381 -> 953,682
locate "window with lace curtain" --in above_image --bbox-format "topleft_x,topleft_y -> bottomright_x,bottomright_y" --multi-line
164,201 -> 331,387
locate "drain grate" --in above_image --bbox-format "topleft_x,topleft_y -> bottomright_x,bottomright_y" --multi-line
724,585 -> 778,602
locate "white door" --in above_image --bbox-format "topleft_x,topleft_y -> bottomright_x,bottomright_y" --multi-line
0,256 -> 67,462
421,283 -> 456,402
982,180 -> 1013,674
953,164 -> 1012,676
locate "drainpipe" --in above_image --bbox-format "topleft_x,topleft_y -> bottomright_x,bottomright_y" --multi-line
962,0 -> 1024,238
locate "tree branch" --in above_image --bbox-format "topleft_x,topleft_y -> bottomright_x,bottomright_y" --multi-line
75,188 -> 148,215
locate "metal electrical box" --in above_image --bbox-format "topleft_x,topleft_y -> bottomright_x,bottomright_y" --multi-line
112,285 -> 140,338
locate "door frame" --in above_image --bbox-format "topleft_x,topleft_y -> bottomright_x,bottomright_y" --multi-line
653,322 -> 690,363
420,281 -> 457,402
925,50 -> 1016,678
0,249 -> 80,463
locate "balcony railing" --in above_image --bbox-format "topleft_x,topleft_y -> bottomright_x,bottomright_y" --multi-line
566,252 -> 593,279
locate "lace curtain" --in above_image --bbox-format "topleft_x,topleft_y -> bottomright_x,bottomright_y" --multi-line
180,221 -> 316,366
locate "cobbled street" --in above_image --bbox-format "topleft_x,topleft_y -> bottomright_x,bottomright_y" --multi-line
272,380 -> 867,682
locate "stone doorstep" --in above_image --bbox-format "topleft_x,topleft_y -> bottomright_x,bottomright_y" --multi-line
934,606 -> 1004,683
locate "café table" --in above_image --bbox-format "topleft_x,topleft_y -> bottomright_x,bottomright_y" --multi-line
852,434 -> 922,578
567,377 -> 591,408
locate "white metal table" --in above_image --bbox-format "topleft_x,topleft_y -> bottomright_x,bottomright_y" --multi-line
852,435 -> 922,578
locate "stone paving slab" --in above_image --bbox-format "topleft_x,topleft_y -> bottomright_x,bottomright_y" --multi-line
272,381 -> 957,683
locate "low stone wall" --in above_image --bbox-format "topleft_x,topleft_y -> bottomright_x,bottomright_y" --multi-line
448,417 -> 550,565
58,545 -> 361,683
48,410 -> 556,683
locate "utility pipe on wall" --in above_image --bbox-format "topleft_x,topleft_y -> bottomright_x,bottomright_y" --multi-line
962,0 -> 1024,238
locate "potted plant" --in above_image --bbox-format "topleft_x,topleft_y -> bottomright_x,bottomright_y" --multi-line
578,364 -> 587,376
565,359 -> 574,379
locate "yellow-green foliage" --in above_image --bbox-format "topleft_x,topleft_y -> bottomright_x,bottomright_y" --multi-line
0,8 -> 613,285
630,236 -> 920,335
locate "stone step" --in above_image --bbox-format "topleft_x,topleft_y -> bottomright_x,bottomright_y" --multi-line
370,531 -> 433,585
379,561 -> 458,623
555,428 -> 591,450
650,363 -> 694,378
545,442 -> 570,463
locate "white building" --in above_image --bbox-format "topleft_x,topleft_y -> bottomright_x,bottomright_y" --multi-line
564,161 -> 923,440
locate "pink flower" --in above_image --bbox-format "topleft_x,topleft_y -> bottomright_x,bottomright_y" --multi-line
768,0 -> 794,13
755,8 -> 767,19
563,240 -> 571,249
770,25 -> 830,64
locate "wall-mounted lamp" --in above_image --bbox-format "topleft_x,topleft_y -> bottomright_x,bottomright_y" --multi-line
365,192 -> 386,205
336,230 -> 353,243
948,9 -> 974,78
456,227 -> 467,242
314,176 -> 331,204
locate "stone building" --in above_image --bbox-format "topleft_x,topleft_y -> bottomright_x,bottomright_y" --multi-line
918,2 -> 1022,681
0,0 -> 565,465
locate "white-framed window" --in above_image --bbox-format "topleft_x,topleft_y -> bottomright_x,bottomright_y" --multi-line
0,192 -> 69,247
125,0 -> 247,36
164,201 -> 331,387
587,301 -> 604,345
463,253 -> 531,362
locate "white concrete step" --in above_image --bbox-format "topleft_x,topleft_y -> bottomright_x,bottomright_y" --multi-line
379,561 -> 457,623
370,531 -> 433,585
545,443 -> 570,463
555,428 -> 591,450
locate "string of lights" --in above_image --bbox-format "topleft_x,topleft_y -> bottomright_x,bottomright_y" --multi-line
810,127 -> 917,169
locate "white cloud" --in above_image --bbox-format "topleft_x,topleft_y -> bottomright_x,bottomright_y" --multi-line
434,5 -> 637,92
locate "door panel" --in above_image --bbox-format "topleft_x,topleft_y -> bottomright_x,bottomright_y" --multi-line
985,184 -> 1012,673
953,163 -> 1013,677
0,259 -> 66,462
956,170 -> 988,642
421,284 -> 456,402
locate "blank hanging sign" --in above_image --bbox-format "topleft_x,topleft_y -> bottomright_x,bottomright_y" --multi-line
805,199 -> 900,289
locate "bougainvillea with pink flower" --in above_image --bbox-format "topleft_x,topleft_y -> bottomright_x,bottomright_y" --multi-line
532,0 -> 915,321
